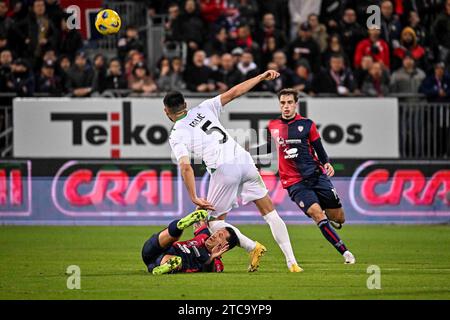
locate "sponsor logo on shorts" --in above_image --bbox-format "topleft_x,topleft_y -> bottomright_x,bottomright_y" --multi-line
299,201 -> 305,208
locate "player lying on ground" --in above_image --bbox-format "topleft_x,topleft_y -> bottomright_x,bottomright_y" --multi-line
141,209 -> 239,274
254,88 -> 355,264
163,70 -> 302,272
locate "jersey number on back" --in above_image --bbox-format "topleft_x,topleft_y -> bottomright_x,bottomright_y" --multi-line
201,120 -> 228,144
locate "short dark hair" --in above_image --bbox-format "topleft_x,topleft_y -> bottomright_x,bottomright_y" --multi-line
330,53 -> 344,60
277,88 -> 299,102
224,227 -> 239,250
163,91 -> 186,112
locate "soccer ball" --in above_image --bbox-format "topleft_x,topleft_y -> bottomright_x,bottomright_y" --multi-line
95,9 -> 121,35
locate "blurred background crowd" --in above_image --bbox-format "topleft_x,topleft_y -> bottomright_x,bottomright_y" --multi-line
0,0 -> 449,100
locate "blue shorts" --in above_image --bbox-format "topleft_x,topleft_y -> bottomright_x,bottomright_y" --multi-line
141,232 -> 167,272
287,174 -> 342,215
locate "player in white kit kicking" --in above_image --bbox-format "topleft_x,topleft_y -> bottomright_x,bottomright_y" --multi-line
163,70 -> 302,272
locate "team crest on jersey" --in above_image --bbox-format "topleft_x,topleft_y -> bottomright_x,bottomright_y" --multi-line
298,126 -> 304,132
277,137 -> 286,146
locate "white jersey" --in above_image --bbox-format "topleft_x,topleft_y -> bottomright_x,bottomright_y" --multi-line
169,95 -> 250,172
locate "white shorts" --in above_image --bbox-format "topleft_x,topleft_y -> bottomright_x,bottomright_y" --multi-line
207,153 -> 268,218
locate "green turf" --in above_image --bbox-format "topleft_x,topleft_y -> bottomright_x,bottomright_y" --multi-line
0,225 -> 449,300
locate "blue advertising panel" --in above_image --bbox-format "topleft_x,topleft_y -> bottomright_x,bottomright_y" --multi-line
0,159 -> 448,225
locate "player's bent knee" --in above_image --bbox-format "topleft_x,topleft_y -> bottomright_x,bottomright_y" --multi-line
335,209 -> 346,224
307,203 -> 326,223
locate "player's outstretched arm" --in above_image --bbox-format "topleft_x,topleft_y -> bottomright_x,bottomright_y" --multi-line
178,156 -> 215,210
220,70 -> 280,106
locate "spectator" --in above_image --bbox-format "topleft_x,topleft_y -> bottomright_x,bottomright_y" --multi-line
0,0 -> 13,48
261,36 -> 278,68
6,58 -> 34,96
8,0 -> 28,21
392,27 -> 426,70
416,0 -> 444,29
214,53 -> 242,92
292,60 -> 313,94
419,62 -> 450,101
129,61 -> 158,95
354,27 -> 391,69
319,0 -> 344,33
0,48 -> 12,91
237,51 -> 259,80
288,0 -> 322,40
206,53 -> 221,73
15,0 -> 58,65
204,27 -> 233,56
36,48 -> 57,74
231,23 -> 260,64
45,0 -> 65,30
407,11 -> 427,47
117,26 -> 145,63
431,0 -> 450,66
379,0 -> 402,49
146,0 -> 182,17
66,51 -> 94,97
124,50 -> 145,81
231,46 -> 244,65
199,0 -> 238,26
258,0 -> 289,36
101,58 -> 127,92
321,34 -> 350,68
179,0 -> 205,58
231,0 -> 259,29
58,15 -> 83,61
312,53 -> 355,96
390,53 -> 426,94
164,3 -> 182,42
157,56 -> 186,92
354,54 -> 374,91
339,8 -> 365,63
260,61 -> 282,92
308,13 -> 328,53
288,22 -> 321,74
272,50 -> 296,88
361,62 -> 390,97
92,53 -> 107,93
183,50 -> 215,92
57,54 -> 71,93
0,32 -> 8,53
35,59 -> 62,95
255,13 -> 287,51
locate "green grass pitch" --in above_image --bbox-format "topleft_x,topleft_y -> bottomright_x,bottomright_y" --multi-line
1,225 -> 449,299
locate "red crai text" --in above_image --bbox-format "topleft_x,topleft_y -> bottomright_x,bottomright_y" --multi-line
0,169 -> 23,206
361,169 -> 450,206
63,169 -> 174,206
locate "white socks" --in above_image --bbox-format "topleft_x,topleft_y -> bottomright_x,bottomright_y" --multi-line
208,220 -> 256,252
263,210 -> 298,268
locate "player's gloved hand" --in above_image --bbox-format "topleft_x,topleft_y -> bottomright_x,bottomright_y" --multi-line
192,197 -> 215,211
259,70 -> 280,81
324,163 -> 335,177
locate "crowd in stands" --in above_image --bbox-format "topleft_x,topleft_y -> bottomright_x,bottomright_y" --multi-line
0,0 -> 449,101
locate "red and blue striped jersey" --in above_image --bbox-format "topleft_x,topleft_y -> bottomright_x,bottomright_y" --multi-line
268,114 -> 326,188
